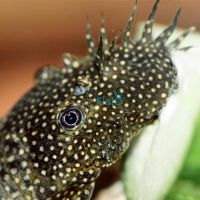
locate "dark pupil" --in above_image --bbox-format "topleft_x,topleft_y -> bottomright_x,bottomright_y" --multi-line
59,107 -> 83,130
64,112 -> 77,125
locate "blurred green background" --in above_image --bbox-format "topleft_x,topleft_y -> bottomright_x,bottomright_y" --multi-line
165,116 -> 200,200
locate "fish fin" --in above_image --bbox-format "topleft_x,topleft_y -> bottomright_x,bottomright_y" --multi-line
0,119 -> 3,127
57,182 -> 95,200
0,117 -> 6,130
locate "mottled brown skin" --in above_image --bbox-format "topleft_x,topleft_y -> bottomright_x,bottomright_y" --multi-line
0,0 -> 193,199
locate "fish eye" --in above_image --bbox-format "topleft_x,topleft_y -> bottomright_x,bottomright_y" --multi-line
59,107 -> 84,130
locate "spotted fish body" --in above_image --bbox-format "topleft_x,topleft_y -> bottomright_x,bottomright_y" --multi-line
0,0 -> 194,199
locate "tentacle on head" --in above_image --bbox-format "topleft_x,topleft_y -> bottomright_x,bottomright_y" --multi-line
109,31 -> 121,54
168,26 -> 196,49
155,8 -> 181,46
141,0 -> 160,42
100,13 -> 109,48
95,36 -> 104,75
85,0 -> 194,69
86,16 -> 96,56
122,0 -> 138,46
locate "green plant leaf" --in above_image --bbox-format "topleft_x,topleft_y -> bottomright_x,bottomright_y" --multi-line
165,116 -> 200,200
123,47 -> 200,200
